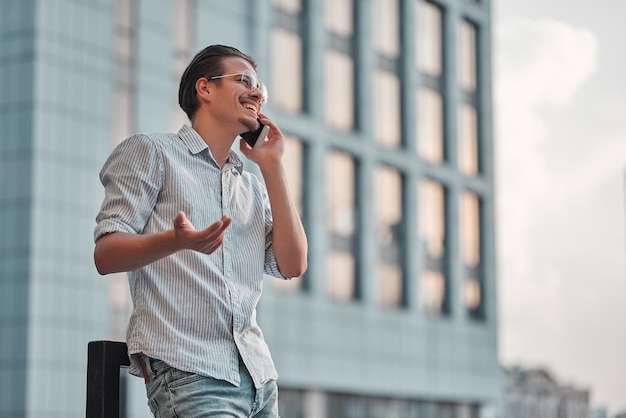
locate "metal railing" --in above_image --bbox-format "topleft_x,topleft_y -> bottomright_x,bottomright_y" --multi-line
86,341 -> 130,418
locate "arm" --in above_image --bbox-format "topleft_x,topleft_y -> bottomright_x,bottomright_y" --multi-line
239,115 -> 308,278
94,212 -> 231,275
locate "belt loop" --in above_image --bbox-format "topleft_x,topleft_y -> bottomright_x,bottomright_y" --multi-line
139,354 -> 153,384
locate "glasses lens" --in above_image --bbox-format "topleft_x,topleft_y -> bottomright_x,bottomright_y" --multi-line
242,71 -> 268,106
241,71 -> 255,90
259,83 -> 268,106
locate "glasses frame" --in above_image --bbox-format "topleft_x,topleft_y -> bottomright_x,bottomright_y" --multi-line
209,70 -> 268,106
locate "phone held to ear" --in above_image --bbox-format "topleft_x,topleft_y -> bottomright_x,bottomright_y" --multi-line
241,119 -> 270,148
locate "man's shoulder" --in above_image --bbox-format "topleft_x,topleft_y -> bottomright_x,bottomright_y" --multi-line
115,131 -> 181,153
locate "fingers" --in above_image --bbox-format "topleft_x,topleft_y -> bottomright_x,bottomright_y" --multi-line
173,211 -> 192,230
195,216 -> 232,254
173,213 -> 232,254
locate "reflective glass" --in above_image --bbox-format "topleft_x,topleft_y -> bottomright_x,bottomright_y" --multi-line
271,28 -> 303,113
326,151 -> 356,301
272,0 -> 301,13
419,180 -> 447,315
373,71 -> 401,148
458,20 -> 477,91
460,192 -> 483,317
458,103 -> 478,175
375,166 -> 403,307
372,0 -> 400,57
417,87 -> 443,163
325,0 -> 353,36
416,1 -> 442,76
325,51 -> 354,131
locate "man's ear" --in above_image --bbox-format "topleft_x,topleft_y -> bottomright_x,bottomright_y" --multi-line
195,77 -> 211,102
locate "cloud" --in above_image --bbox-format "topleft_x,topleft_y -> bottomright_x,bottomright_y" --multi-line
494,18 -> 599,361
496,18 -> 598,109
495,16 -> 626,415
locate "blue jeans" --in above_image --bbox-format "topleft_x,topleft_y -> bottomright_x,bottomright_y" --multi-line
143,357 -> 280,417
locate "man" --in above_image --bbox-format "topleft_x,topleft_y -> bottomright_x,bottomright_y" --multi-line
94,44 -> 307,417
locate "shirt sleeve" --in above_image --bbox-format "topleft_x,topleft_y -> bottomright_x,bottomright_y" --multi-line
94,134 -> 163,242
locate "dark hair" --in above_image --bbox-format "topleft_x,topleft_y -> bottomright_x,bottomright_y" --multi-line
178,45 -> 257,120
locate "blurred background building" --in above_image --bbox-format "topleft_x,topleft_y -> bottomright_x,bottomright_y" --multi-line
0,0 -> 500,417
502,366 -> 589,418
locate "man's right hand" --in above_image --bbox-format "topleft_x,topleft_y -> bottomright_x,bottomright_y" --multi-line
94,212 -> 232,275
173,211 -> 232,255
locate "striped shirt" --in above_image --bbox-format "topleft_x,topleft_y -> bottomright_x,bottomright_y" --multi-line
94,125 -> 289,388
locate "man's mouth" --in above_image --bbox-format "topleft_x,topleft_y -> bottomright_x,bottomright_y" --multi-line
242,102 -> 258,115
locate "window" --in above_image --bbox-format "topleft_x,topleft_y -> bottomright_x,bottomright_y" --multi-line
419,180 -> 448,316
272,136 -> 305,292
375,166 -> 403,307
272,0 -> 301,13
373,70 -> 401,148
271,29 -> 303,113
458,20 -> 479,176
325,0 -> 353,36
326,151 -> 357,301
325,0 -> 355,131
458,20 -> 477,92
416,1 -> 442,77
271,2 -> 304,113
417,87 -> 444,163
372,0 -> 400,58
324,51 -> 354,131
460,192 -> 483,319
458,103 -> 478,176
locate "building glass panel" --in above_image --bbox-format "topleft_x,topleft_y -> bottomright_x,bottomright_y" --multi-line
460,191 -> 483,319
271,8 -> 303,114
271,28 -> 303,113
373,70 -> 401,148
273,0 -> 302,13
417,87 -> 444,163
419,179 -> 448,315
326,150 -> 357,301
417,1 -> 442,77
458,20 -> 477,92
325,50 -> 354,131
375,165 -> 403,307
325,0 -> 353,36
372,0 -> 400,58
458,103 -> 478,175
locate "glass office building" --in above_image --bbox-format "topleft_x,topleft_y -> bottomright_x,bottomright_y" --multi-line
0,0 -> 499,416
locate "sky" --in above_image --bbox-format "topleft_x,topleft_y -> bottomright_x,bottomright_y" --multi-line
493,0 -> 626,414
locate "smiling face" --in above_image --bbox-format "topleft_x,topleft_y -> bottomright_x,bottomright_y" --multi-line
209,56 -> 265,134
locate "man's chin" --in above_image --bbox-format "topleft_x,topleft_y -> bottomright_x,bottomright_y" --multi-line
241,117 -> 259,133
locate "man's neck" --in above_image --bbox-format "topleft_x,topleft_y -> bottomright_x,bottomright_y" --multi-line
191,120 -> 236,168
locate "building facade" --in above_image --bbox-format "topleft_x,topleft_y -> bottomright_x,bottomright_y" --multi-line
502,367 -> 590,418
0,0 -> 499,417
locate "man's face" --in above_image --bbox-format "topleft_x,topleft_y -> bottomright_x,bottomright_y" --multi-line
210,56 -> 265,133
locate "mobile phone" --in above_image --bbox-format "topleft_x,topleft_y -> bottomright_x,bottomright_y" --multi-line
241,119 -> 270,148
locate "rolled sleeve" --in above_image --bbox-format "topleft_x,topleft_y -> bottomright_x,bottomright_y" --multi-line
94,134 -> 163,242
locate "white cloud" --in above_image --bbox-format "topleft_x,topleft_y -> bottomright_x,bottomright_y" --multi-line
494,18 -> 599,362
496,18 -> 598,109
493,9 -> 626,413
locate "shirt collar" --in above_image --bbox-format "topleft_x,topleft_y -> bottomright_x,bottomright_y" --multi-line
177,124 -> 244,174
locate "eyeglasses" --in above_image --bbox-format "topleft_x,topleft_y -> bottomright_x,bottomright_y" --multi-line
209,70 -> 268,106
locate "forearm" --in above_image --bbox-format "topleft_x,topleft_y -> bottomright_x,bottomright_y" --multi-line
94,230 -> 179,275
260,163 -> 308,278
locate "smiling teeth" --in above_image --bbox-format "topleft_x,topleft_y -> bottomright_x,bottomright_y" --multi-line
243,104 -> 255,111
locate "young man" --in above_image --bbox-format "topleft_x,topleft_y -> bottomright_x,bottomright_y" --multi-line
94,45 -> 307,417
